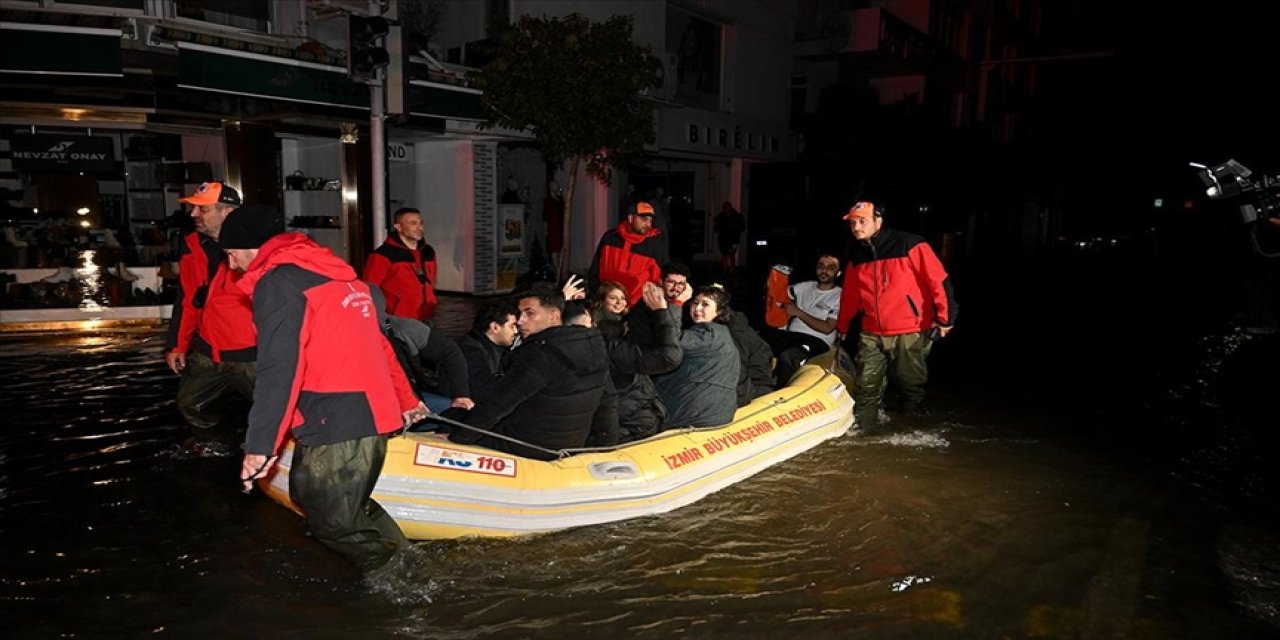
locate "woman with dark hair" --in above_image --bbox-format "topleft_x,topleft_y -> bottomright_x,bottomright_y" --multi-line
653,284 -> 740,428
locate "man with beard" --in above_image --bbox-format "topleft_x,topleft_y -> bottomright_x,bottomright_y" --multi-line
588,201 -> 669,307
837,202 -> 956,432
163,181 -> 256,453
764,253 -> 843,386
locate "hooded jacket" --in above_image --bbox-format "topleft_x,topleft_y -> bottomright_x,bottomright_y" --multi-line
363,233 -> 438,322
236,233 -> 419,455
654,321 -> 740,428
450,324 -> 615,460
165,231 -> 256,362
836,227 -> 957,337
588,222 -> 669,306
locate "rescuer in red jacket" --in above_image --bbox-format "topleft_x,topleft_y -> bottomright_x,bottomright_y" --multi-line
588,201 -> 669,307
363,207 -> 438,322
163,181 -> 256,452
836,201 -> 957,433
222,204 -> 426,574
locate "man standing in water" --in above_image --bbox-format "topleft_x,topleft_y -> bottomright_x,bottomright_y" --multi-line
164,181 -> 255,454
222,204 -> 427,573
836,201 -> 957,433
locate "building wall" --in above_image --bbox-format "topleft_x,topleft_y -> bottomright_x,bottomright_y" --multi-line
387,141 -> 418,222
439,0 -> 793,129
471,141 -> 497,293
414,139 -> 475,293
428,0 -> 797,275
435,0 -> 493,50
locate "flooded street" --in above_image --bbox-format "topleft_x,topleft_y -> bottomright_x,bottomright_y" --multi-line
2,280 -> 1279,638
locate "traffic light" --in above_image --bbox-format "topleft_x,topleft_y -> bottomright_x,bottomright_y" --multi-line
347,14 -> 390,82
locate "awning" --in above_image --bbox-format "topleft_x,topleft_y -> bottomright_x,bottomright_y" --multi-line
177,43 -> 367,110
0,23 -> 123,77
408,80 -> 486,121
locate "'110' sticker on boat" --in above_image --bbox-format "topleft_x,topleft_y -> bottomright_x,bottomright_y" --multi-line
414,445 -> 518,477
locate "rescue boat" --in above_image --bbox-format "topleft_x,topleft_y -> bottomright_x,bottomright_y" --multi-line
260,358 -> 855,540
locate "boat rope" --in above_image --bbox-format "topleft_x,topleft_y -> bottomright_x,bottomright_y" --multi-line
414,412 -> 569,459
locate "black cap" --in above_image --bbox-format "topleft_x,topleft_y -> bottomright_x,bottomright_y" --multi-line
219,204 -> 286,249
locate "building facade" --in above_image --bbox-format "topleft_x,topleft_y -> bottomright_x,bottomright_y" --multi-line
1,0 -> 798,297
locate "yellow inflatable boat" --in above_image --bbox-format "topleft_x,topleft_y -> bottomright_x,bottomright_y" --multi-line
260,361 -> 854,540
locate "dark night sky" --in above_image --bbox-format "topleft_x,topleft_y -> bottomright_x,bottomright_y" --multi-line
1063,3 -> 1276,170
1023,2 -> 1277,234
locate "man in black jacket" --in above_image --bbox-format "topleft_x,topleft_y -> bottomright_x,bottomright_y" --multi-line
456,301 -> 518,402
450,286 -> 616,459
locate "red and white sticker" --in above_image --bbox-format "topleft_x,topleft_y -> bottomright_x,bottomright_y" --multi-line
414,444 -> 518,477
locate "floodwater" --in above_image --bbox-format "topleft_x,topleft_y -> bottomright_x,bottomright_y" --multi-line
2,285 -> 1279,639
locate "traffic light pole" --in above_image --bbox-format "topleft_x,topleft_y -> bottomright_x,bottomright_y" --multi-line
370,79 -> 386,245
362,0 -> 393,246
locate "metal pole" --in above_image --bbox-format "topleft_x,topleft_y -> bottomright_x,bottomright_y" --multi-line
370,81 -> 386,245
369,0 -> 389,246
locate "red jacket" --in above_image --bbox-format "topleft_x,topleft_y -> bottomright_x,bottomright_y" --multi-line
588,223 -> 669,306
165,232 -> 256,362
836,228 -> 957,337
362,234 -> 438,322
236,233 -> 419,455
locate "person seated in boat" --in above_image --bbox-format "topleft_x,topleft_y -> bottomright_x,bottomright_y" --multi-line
457,300 -> 519,402
449,285 -> 617,459
658,261 -> 693,326
727,308 -> 775,406
588,280 -> 629,326
370,287 -> 475,429
653,284 -> 741,428
562,301 -> 621,446
597,281 -> 684,443
763,252 -> 842,386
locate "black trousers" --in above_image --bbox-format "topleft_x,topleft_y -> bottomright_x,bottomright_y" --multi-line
763,328 -> 831,387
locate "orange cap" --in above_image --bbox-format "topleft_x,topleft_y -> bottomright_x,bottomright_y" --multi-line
179,181 -> 242,207
634,201 -> 655,216
843,201 -> 876,221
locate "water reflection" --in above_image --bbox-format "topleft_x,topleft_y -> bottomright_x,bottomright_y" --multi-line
75,249 -> 104,312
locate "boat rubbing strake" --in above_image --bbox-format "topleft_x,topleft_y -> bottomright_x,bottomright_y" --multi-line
261,362 -> 854,539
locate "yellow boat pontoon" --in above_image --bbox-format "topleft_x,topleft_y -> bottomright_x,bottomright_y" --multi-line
260,360 -> 854,540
